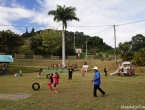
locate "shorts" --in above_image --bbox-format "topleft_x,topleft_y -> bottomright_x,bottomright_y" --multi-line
68,75 -> 72,80
53,83 -> 57,87
37,74 -> 41,77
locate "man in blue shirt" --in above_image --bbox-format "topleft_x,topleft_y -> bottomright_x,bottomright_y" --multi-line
92,66 -> 105,97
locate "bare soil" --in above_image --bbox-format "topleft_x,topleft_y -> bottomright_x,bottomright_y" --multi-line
0,93 -> 30,100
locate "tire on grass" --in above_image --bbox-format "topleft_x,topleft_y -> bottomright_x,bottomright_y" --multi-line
32,82 -> 40,91
46,74 -> 50,79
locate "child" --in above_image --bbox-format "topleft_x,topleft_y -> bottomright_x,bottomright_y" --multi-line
104,68 -> 108,76
2,64 -> 6,74
36,68 -> 43,78
81,67 -> 85,77
14,71 -> 18,76
19,69 -> 23,76
53,72 -> 60,93
48,73 -> 53,91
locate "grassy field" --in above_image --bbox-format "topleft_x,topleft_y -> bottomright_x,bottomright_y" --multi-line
0,59 -> 145,110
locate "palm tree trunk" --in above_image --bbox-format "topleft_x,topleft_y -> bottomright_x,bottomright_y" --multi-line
62,24 -> 66,67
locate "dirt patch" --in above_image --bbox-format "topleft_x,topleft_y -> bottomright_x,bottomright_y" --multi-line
0,93 -> 31,100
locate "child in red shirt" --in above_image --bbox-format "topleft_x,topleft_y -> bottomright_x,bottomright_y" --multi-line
53,72 -> 60,93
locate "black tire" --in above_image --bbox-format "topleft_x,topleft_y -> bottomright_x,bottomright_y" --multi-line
46,74 -> 50,79
32,82 -> 40,91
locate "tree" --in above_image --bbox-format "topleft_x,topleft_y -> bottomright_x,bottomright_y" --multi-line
87,36 -> 103,56
0,30 -> 24,53
30,29 -> 75,56
30,29 -> 61,55
131,34 -> 145,52
118,42 -> 133,61
48,5 -> 80,66
133,48 -> 145,66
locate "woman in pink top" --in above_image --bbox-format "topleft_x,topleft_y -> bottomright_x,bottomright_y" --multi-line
53,72 -> 60,93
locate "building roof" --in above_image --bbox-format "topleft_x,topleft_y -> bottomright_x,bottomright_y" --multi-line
0,55 -> 14,62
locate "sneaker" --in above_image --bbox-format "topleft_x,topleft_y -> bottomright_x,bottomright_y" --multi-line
102,93 -> 105,97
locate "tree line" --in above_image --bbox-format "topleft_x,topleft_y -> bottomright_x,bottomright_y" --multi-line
0,28 -> 112,55
0,29 -> 145,66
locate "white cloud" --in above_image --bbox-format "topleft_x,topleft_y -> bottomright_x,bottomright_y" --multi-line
0,0 -> 145,47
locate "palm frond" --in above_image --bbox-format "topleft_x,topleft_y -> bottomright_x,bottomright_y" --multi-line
48,5 -> 80,29
48,10 -> 56,15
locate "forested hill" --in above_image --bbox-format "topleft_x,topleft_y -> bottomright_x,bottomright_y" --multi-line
21,28 -> 113,53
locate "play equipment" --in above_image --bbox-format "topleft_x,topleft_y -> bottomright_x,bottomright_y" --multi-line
32,80 -> 48,91
43,69 -> 68,73
110,61 -> 135,76
32,82 -> 40,91
82,65 -> 89,72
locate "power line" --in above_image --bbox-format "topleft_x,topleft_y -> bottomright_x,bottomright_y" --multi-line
68,25 -> 111,27
0,19 -> 145,27
90,26 -> 113,35
0,25 -> 47,27
99,27 -> 113,37
116,19 -> 145,26
0,25 -> 111,27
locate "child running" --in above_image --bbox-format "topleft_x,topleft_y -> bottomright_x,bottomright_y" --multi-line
104,68 -> 108,76
48,73 -> 53,91
36,68 -> 43,78
53,72 -> 60,93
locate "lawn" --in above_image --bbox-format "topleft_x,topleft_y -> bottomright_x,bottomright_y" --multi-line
0,59 -> 145,110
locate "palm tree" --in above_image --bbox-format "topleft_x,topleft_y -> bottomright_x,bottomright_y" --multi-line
48,5 -> 80,67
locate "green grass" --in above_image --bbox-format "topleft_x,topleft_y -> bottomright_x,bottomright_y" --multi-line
0,60 -> 145,110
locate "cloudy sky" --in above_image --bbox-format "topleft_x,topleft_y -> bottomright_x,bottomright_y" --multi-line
0,0 -> 145,47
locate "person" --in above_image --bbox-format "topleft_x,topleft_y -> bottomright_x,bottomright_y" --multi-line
14,71 -> 18,76
2,64 -> 6,74
19,69 -> 23,76
92,66 -> 105,97
53,72 -> 60,93
68,66 -> 73,83
48,73 -> 53,91
36,68 -> 43,78
81,67 -> 85,77
104,68 -> 108,76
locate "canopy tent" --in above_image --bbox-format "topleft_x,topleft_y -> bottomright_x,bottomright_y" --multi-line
0,55 -> 14,63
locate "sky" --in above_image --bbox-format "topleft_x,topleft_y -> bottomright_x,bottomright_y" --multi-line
0,0 -> 145,48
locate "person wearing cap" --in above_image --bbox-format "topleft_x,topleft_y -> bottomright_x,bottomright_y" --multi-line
92,66 -> 105,97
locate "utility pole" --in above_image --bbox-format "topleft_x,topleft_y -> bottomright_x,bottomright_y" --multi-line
74,32 -> 76,49
114,25 -> 117,63
86,41 -> 87,60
